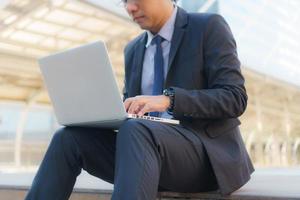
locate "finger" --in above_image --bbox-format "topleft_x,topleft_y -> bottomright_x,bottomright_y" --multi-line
128,100 -> 142,114
128,96 -> 147,114
124,98 -> 133,111
138,104 -> 151,116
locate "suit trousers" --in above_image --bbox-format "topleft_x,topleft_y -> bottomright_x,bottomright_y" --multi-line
25,119 -> 218,200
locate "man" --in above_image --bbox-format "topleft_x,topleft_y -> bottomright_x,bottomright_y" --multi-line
25,0 -> 254,199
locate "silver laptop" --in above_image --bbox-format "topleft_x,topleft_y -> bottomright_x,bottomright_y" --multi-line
38,41 -> 179,128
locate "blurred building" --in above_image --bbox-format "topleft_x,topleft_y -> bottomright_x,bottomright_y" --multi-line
0,0 -> 299,177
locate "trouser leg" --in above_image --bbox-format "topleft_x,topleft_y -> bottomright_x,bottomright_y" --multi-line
112,119 -> 218,200
25,126 -> 116,200
25,119 -> 218,200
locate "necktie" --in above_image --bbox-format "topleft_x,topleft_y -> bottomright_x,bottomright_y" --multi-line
149,35 -> 164,117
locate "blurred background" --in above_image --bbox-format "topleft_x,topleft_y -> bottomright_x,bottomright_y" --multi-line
0,0 -> 300,193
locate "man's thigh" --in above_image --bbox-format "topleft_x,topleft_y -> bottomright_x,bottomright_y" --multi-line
63,126 -> 117,183
126,119 -> 218,192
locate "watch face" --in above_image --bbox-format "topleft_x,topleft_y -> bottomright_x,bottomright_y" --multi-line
163,89 -> 168,96
163,89 -> 174,97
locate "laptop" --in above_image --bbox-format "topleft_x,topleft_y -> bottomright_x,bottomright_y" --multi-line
38,41 -> 180,129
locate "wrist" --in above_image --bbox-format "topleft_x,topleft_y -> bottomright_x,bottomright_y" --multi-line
162,95 -> 171,108
163,88 -> 175,114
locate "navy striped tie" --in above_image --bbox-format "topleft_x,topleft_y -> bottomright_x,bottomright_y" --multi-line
149,35 -> 164,117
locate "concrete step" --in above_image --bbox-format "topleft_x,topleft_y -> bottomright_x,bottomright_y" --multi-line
0,187 -> 112,200
1,168 -> 300,200
1,185 -> 300,200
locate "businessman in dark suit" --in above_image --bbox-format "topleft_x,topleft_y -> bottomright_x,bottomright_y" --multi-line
25,0 -> 254,199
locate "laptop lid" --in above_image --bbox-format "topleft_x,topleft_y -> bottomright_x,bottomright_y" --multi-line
39,41 -> 127,127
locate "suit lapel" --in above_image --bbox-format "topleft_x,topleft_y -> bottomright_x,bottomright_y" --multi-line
167,7 -> 188,72
130,33 -> 147,97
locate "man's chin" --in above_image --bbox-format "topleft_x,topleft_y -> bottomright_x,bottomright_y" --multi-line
135,22 -> 157,33
137,24 -> 152,31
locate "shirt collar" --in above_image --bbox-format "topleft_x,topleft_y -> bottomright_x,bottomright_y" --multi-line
145,6 -> 178,48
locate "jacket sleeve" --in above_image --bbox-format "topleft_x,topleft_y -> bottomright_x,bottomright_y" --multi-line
172,14 -> 247,120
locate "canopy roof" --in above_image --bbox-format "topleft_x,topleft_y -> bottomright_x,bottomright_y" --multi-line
0,0 -> 139,104
0,0 -> 299,135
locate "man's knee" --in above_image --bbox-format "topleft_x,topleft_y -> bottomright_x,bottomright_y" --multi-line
119,119 -> 142,129
52,127 -> 70,142
50,127 -> 78,153
51,127 -> 65,144
118,119 -> 149,140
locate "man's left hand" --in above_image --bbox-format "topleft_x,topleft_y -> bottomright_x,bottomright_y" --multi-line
124,95 -> 170,116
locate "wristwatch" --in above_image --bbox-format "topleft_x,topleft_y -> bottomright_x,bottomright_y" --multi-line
163,88 -> 175,114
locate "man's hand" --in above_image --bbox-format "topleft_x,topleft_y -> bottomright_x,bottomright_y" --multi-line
124,95 -> 170,116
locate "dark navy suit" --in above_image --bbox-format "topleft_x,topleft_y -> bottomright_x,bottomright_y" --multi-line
123,7 -> 254,195
25,7 -> 253,200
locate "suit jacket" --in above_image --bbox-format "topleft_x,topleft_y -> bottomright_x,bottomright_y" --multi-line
122,7 -> 254,195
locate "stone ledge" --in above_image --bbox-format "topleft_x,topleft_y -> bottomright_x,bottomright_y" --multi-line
157,191 -> 300,200
1,168 -> 300,200
1,186 -> 300,200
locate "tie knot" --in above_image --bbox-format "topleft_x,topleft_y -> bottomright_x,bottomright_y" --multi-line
151,35 -> 164,46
